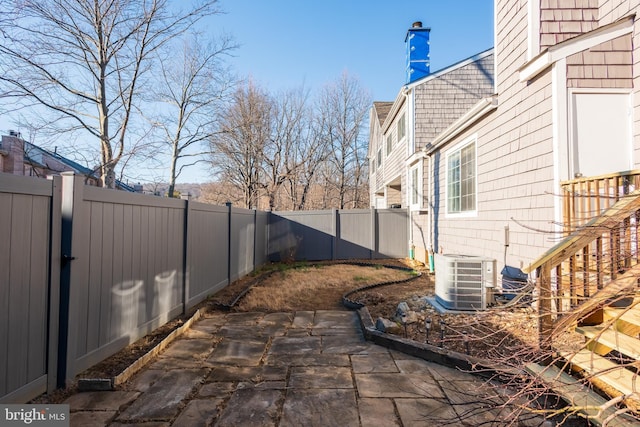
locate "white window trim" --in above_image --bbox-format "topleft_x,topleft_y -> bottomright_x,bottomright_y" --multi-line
397,112 -> 407,144
527,0 -> 540,61
444,134 -> 478,218
408,159 -> 423,211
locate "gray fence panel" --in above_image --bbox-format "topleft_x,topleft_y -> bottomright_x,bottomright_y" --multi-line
376,209 -> 408,258
254,211 -> 269,267
0,175 -> 60,403
230,207 -> 255,282
337,209 -> 373,259
185,202 -> 229,310
268,210 -> 335,261
64,176 -> 185,378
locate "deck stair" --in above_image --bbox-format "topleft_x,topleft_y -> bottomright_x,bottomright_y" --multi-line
525,362 -> 639,426
557,301 -> 640,417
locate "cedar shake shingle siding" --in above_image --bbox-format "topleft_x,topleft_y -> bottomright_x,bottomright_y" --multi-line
567,33 -> 633,88
414,54 -> 495,151
540,0 -> 598,48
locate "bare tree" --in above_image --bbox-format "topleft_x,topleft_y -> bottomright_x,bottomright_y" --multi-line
210,81 -> 271,209
261,87 -> 312,210
150,33 -> 236,198
317,71 -> 371,209
287,116 -> 330,210
0,0 -> 220,188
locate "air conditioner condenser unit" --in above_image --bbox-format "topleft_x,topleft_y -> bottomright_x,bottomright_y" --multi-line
434,254 -> 497,311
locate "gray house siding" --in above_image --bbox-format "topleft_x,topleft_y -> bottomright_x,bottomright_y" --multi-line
414,54 -> 495,152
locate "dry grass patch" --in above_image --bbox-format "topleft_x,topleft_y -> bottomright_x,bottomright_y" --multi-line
234,264 -> 417,312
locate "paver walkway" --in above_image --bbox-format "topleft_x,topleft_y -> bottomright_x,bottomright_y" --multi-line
64,310 -> 543,426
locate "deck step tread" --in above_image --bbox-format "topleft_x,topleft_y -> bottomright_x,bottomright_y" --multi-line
604,305 -> 640,329
525,362 -> 638,426
576,325 -> 640,360
559,349 -> 640,398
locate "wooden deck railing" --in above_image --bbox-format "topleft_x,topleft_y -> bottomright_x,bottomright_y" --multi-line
525,181 -> 640,347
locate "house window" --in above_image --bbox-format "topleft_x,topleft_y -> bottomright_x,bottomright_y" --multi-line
377,148 -> 382,168
398,113 -> 406,141
386,134 -> 393,155
446,137 -> 476,214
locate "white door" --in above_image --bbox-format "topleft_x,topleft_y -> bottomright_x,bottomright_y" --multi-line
570,91 -> 632,178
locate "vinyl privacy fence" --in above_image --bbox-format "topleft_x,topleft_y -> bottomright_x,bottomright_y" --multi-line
0,173 -> 407,403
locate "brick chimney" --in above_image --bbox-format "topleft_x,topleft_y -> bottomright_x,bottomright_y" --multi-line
1,131 -> 25,175
405,21 -> 431,84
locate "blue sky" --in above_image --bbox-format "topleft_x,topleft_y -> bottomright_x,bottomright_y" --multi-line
1,0 -> 494,183
212,0 -> 494,101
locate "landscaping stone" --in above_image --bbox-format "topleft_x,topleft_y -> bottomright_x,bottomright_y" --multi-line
208,365 -> 287,382
198,381 -> 236,397
288,366 -> 354,389
207,338 -> 267,366
64,390 -> 139,411
69,411 -> 116,426
357,398 -> 401,427
395,398 -> 460,424
280,389 -> 359,427
215,388 -> 282,427
171,399 -> 222,427
313,310 -> 359,329
117,369 -> 207,420
350,353 -> 399,373
268,336 -> 321,354
264,353 -> 350,367
375,317 -> 401,333
355,373 -> 445,398
291,311 -> 314,328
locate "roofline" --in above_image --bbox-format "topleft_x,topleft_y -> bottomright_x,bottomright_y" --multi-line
375,48 -> 495,134
404,47 -> 494,91
380,91 -> 407,133
519,14 -> 634,82
425,95 -> 498,154
25,141 -> 136,191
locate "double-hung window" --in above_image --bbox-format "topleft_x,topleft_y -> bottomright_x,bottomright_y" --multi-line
446,136 -> 476,215
397,113 -> 406,141
386,134 -> 393,155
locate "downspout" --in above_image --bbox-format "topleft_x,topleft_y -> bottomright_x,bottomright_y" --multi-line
427,153 -> 435,272
406,86 -> 415,260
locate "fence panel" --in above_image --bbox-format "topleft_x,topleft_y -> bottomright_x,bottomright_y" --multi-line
268,209 -> 408,262
376,209 -> 408,258
62,174 -> 185,380
337,209 -> 374,259
255,211 -> 270,266
269,210 -> 335,261
185,202 -> 229,310
230,207 -> 256,282
0,175 -> 60,403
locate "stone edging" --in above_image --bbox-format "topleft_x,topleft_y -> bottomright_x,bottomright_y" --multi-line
77,308 -> 205,391
355,306 -> 522,380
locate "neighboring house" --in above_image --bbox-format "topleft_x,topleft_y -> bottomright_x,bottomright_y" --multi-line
371,1 -> 640,269
368,22 -> 495,263
0,131 -> 141,191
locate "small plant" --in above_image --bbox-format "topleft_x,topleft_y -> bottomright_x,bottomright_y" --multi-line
353,275 -> 370,282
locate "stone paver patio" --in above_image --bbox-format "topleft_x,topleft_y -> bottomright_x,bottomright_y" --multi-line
64,310 -> 544,426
